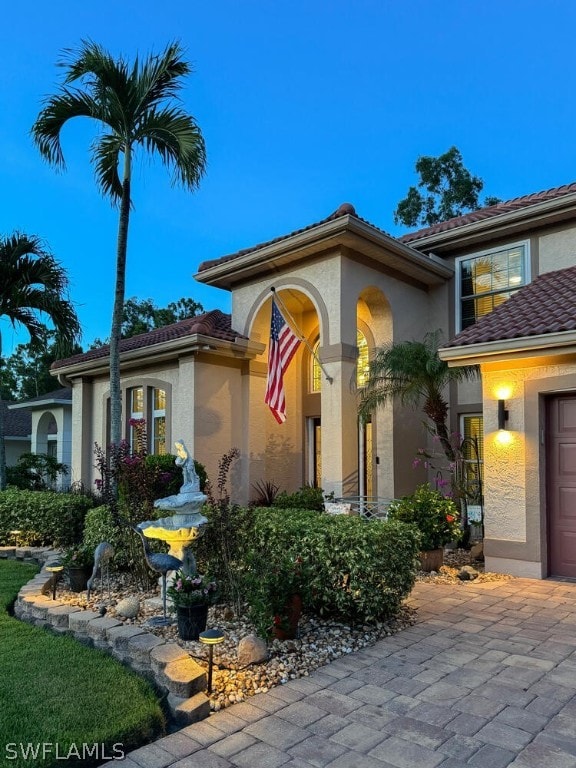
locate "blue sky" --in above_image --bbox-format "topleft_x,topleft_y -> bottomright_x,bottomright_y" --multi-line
2,0 -> 576,352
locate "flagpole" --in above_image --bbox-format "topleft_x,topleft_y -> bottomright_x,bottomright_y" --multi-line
271,288 -> 333,384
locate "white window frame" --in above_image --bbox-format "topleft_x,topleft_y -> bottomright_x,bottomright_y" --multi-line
455,240 -> 530,332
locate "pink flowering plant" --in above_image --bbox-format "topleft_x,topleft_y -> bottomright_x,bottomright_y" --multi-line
167,570 -> 218,607
387,484 -> 461,551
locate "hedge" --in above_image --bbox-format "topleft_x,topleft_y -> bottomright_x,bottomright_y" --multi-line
0,489 -> 93,547
244,508 -> 420,630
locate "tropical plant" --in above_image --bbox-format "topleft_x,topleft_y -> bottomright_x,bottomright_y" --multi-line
251,479 -> 280,507
387,484 -> 461,551
32,40 -> 206,455
166,570 -> 218,608
0,233 -> 80,490
6,452 -> 68,491
358,330 -> 477,463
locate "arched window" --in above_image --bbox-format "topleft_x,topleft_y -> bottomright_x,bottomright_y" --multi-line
310,331 -> 370,392
356,330 -> 369,388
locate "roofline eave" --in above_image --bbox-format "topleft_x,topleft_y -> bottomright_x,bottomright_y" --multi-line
8,399 -> 71,411
439,329 -> 576,366
52,333 -> 265,384
195,215 -> 453,289
406,193 -> 576,251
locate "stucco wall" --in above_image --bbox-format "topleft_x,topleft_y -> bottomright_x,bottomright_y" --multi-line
482,357 -> 576,578
538,225 -> 576,274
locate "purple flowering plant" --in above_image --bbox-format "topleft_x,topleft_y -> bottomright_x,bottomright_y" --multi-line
167,570 -> 218,607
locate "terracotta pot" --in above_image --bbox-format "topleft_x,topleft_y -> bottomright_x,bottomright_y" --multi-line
273,594 -> 302,640
67,566 -> 92,592
419,548 -> 444,572
176,603 -> 209,641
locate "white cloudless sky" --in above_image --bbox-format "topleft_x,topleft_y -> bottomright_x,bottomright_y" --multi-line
1,0 -> 576,351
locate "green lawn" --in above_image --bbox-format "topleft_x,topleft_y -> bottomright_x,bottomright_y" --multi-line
0,560 -> 165,768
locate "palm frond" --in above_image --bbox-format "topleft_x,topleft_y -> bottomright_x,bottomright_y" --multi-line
135,107 -> 206,189
31,89 -> 98,167
92,134 -> 125,200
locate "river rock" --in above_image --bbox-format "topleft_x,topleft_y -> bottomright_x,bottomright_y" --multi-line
457,565 -> 479,581
116,596 -> 140,618
237,634 -> 268,665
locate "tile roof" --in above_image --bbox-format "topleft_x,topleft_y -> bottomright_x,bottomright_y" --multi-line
445,265 -> 576,348
399,182 -> 576,244
2,402 -> 31,438
198,183 -> 576,275
52,310 -> 245,370
197,203 -> 395,272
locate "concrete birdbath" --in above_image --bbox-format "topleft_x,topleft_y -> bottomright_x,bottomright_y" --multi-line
137,440 -> 208,577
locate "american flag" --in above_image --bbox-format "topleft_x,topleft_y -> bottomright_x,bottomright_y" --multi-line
265,299 -> 301,423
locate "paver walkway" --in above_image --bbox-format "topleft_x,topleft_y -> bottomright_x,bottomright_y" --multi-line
108,578 -> 576,768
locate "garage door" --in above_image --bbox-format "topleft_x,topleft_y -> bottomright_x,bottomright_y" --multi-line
548,394 -> 576,578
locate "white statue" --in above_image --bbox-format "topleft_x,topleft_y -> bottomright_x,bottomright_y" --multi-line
154,440 -> 204,509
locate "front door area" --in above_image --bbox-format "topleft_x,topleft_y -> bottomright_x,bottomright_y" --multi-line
547,394 -> 576,578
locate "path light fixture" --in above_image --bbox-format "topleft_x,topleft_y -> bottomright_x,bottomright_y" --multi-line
498,399 -> 509,431
199,628 -> 225,693
45,561 -> 64,600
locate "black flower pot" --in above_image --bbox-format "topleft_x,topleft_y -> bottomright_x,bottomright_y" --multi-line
67,566 -> 92,592
176,604 -> 209,640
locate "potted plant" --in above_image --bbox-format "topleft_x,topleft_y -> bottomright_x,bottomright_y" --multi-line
387,484 -> 461,571
167,570 -> 218,640
61,544 -> 94,592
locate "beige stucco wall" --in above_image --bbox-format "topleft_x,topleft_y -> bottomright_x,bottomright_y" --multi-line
232,247 -> 442,499
481,357 -> 576,578
538,225 -> 576,274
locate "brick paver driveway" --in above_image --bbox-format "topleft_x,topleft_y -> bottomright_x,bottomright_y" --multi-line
111,578 -> 576,768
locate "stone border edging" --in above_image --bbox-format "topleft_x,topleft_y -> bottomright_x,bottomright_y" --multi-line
0,546 -> 210,726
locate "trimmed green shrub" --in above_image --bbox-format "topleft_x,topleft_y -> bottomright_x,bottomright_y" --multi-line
388,484 -> 461,551
273,485 -> 325,511
82,505 -> 166,572
0,489 -> 93,547
244,508 -> 420,632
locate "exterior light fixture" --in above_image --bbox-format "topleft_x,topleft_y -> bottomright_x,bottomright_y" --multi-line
198,628 -> 225,693
45,561 -> 64,600
498,399 -> 509,430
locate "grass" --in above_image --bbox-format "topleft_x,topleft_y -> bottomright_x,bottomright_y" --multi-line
0,560 -> 165,768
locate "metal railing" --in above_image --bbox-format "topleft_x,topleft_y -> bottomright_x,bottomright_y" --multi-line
326,497 -> 394,520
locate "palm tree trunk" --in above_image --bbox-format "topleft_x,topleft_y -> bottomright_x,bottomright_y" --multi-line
109,149 -> 132,450
423,394 -> 456,463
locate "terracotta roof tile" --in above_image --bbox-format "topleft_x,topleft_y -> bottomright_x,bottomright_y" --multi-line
399,182 -> 576,244
52,310 -> 246,370
197,203 -> 395,272
445,265 -> 576,347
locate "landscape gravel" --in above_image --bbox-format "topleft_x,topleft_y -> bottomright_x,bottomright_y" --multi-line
57,548 -> 511,711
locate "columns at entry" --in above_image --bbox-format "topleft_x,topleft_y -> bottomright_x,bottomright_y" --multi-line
319,340 -> 359,498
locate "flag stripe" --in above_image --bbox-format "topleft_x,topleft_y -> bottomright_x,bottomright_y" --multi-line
265,299 -> 301,423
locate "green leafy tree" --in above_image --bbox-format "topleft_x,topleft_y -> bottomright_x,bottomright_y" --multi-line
358,330 -> 477,463
89,295 -> 205,348
122,295 -> 204,338
32,40 -> 206,452
2,331 -> 82,401
394,146 -> 500,228
0,233 -> 80,489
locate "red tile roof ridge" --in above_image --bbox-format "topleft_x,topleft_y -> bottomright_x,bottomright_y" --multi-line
400,181 -> 576,243
197,202 -> 395,273
52,309 -> 244,369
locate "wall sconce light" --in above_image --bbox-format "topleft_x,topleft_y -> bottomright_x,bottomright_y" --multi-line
498,399 -> 509,430
199,628 -> 225,693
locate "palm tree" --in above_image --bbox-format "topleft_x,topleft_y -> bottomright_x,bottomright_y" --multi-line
32,40 -> 206,450
0,233 -> 81,489
358,330 -> 478,462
